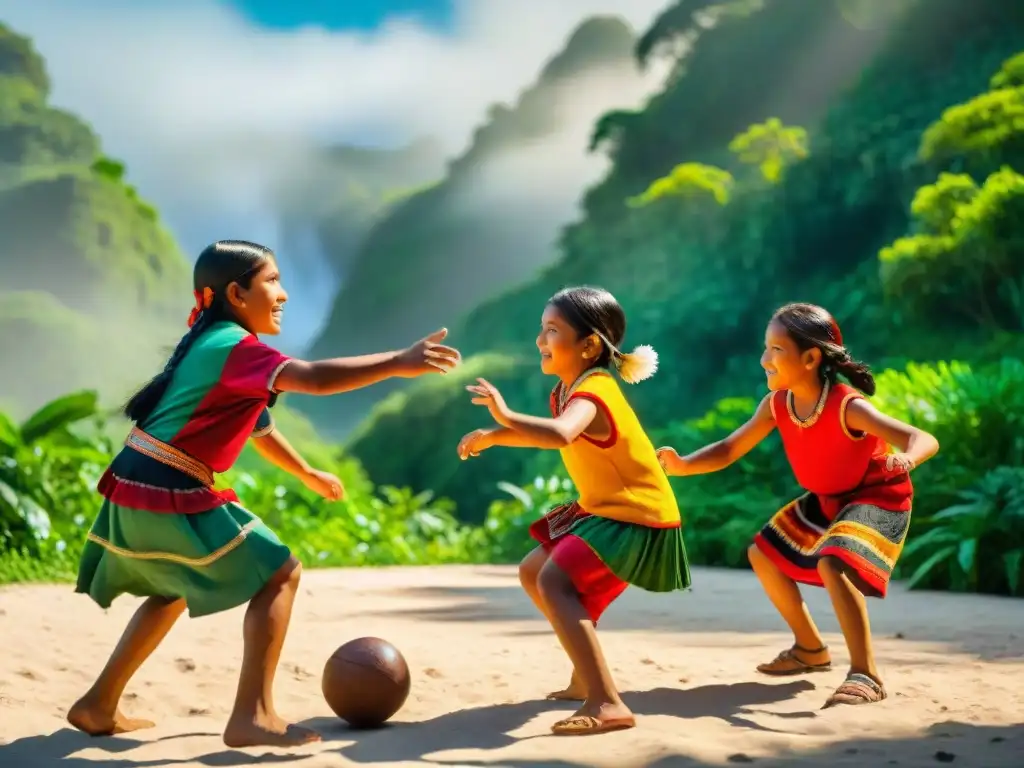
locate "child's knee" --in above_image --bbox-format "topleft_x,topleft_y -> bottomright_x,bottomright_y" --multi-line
536,559 -> 574,602
270,556 -> 303,592
518,548 -> 546,589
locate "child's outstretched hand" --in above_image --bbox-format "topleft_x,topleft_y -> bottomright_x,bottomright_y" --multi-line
466,378 -> 512,426
656,446 -> 688,476
302,468 -> 345,501
458,428 -> 494,460
398,328 -> 461,377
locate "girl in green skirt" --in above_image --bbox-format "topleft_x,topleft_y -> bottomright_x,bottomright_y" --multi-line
70,240 -> 461,747
457,286 -> 690,736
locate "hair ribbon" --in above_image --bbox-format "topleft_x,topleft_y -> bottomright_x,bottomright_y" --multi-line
187,287 -> 214,328
828,314 -> 843,347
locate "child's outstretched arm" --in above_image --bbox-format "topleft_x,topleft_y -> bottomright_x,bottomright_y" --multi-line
457,378 -> 598,459
658,393 -> 777,476
251,428 -> 345,501
844,399 -> 939,471
275,328 -> 460,396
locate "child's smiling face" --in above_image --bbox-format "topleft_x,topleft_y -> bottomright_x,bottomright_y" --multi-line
761,319 -> 819,391
536,304 -> 599,381
227,257 -> 288,336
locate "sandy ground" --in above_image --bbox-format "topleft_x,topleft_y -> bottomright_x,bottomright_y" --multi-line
1,565 -> 1022,768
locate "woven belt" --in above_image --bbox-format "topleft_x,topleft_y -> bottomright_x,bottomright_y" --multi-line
125,427 -> 215,487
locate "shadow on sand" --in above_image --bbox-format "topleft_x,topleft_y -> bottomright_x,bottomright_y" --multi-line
309,680 -> 818,764
0,729 -> 314,768
2,681 -> 1021,767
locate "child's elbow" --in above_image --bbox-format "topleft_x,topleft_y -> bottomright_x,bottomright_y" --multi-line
552,429 -> 575,448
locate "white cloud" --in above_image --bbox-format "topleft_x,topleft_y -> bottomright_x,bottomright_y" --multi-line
0,0 -> 670,347
0,0 -> 665,192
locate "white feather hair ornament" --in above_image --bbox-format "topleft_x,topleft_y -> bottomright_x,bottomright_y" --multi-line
614,344 -> 659,384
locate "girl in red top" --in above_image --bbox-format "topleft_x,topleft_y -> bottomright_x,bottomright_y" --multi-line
658,303 -> 939,708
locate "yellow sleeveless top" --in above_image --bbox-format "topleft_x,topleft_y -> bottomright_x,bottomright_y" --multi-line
550,370 -> 680,528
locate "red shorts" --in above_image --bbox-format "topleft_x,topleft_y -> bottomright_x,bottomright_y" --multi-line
528,503 -> 628,622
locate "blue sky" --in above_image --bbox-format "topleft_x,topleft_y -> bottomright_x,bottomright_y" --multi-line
234,0 -> 454,30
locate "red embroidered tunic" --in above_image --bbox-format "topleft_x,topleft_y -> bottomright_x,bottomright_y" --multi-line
97,321 -> 291,514
770,382 -> 912,521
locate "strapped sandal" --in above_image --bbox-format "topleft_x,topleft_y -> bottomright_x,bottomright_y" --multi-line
551,714 -> 636,736
756,644 -> 832,676
822,672 -> 887,708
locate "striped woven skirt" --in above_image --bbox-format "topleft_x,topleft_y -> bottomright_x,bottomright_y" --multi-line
754,493 -> 911,598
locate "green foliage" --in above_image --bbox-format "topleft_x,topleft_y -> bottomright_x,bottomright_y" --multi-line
0,390 -> 110,561
990,52 -> 1024,89
907,172 -> 979,235
871,360 -> 1024,505
728,118 -> 809,183
901,467 -> 1024,595
91,156 -> 126,181
634,0 -> 763,69
879,167 -> 1024,329
626,162 -> 734,207
920,51 -> 1024,168
0,172 -> 189,315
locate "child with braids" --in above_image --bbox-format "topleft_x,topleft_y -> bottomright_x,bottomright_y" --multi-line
70,240 -> 460,747
658,303 -> 938,709
457,286 -> 690,736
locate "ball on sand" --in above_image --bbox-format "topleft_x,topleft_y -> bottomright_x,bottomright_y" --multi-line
321,637 -> 411,728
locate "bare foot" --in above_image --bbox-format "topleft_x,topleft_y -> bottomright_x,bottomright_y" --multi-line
223,713 -> 321,748
551,699 -> 635,736
67,697 -> 155,736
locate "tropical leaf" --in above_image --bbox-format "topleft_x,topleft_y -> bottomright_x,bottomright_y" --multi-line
901,526 -> 960,558
0,411 -> 19,453
20,390 -> 99,446
957,538 -> 978,580
906,544 -> 956,589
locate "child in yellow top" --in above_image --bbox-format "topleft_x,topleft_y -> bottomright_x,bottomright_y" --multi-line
458,286 -> 690,736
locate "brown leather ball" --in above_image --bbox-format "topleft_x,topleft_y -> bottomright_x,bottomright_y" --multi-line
321,637 -> 411,729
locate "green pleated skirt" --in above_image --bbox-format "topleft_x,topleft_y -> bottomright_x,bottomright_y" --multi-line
530,503 -> 691,621
572,514 -> 692,592
76,500 -> 292,618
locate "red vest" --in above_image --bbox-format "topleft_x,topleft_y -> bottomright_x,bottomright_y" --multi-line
772,382 -> 912,520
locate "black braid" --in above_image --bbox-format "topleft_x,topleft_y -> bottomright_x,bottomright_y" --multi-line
123,310 -> 216,425
817,344 -> 876,396
828,349 -> 876,396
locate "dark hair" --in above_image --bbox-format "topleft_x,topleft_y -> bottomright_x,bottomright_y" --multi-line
123,240 -> 274,424
772,302 -> 875,395
548,285 -> 626,369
